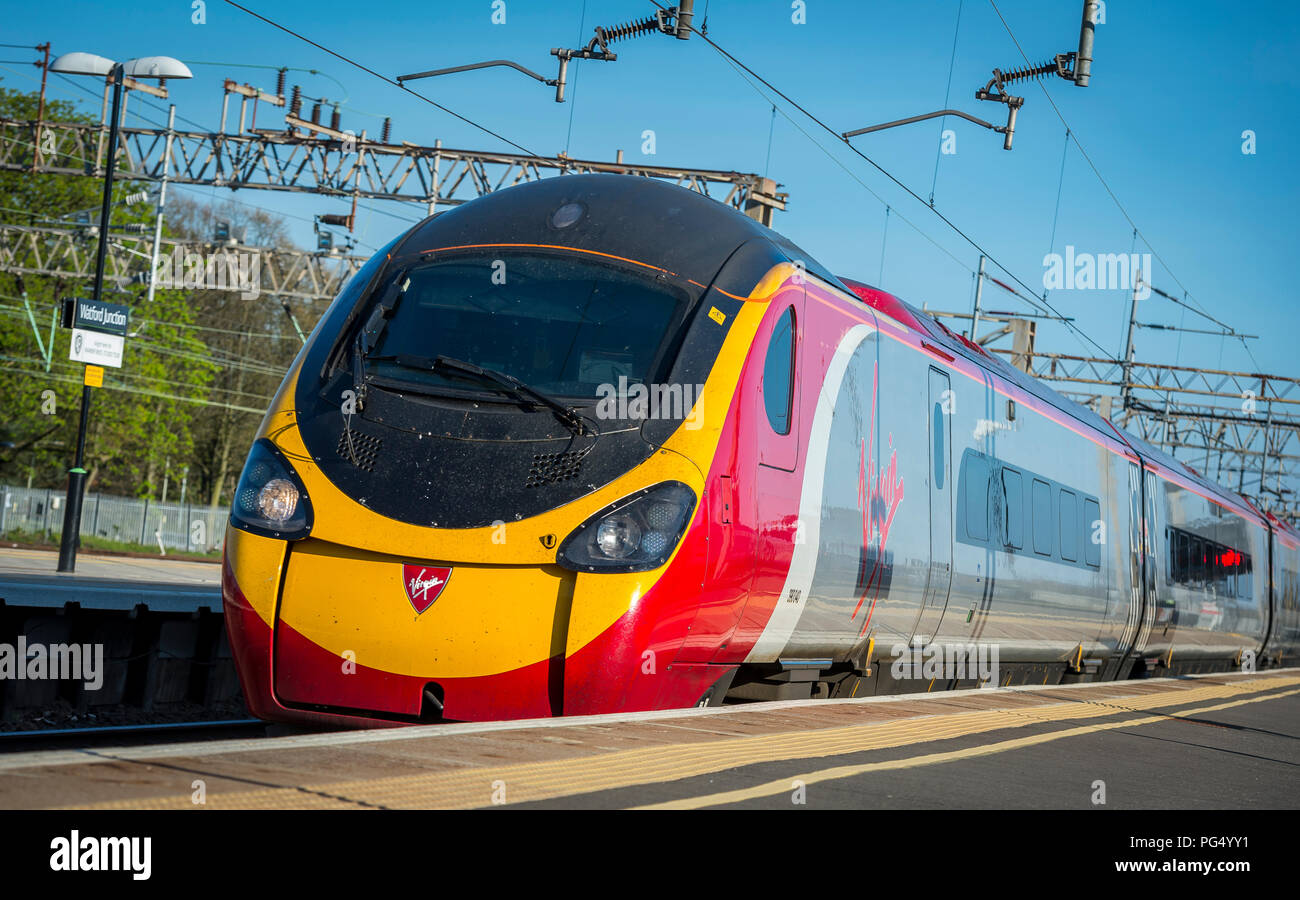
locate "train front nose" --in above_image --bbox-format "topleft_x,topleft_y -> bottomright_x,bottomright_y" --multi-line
222,174 -> 778,725
223,463 -> 706,725
270,539 -> 577,721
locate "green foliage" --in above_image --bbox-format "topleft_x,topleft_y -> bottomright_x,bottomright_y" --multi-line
0,84 -> 308,504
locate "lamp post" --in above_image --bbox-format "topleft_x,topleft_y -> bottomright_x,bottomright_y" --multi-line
50,52 -> 192,572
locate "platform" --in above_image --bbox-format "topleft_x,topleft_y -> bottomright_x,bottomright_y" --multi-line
0,548 -> 221,611
1,668 -> 1295,809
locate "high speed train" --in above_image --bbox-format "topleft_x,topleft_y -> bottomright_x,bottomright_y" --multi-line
222,173 -> 1300,727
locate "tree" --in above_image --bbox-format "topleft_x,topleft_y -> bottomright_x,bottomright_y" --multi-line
0,83 -> 332,508
165,195 -> 313,506
0,84 -> 213,498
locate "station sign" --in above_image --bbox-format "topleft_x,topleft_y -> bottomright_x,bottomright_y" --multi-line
62,298 -> 129,369
63,298 -> 130,336
70,329 -> 124,368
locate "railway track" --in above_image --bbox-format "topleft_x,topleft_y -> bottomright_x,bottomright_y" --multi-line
0,717 -> 265,752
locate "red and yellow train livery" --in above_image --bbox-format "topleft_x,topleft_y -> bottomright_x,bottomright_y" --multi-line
223,174 -> 1299,727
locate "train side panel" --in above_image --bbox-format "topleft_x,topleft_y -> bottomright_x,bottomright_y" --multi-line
1268,524 -> 1300,663
1138,465 -> 1268,669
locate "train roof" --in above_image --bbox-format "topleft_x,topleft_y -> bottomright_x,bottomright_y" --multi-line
395,173 -> 840,291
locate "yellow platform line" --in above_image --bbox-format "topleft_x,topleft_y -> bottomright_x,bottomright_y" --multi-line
635,685 -> 1300,809
75,674 -> 1300,810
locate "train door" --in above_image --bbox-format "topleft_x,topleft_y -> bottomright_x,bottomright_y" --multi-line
1105,460 -> 1148,680
679,286 -> 804,664
911,367 -> 953,642
729,283 -> 807,661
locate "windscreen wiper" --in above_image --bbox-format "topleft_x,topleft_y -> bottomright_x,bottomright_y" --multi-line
347,270 -> 411,413
350,331 -> 369,412
370,353 -> 592,436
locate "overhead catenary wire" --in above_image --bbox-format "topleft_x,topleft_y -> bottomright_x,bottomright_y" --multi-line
7,31 -> 520,240
187,60 -> 351,106
706,41 -> 1064,326
703,43 -> 976,277
0,329 -> 279,400
985,0 -> 1266,375
646,0 -> 1117,362
0,299 -> 295,343
0,358 -> 268,413
1046,126 -> 1070,269
0,304 -> 292,381
0,115 -> 394,253
878,206 -> 890,285
929,0 -> 964,206
222,0 -> 541,158
564,0 -> 589,159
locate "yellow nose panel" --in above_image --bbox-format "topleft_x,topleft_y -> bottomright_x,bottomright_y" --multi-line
279,539 -> 576,678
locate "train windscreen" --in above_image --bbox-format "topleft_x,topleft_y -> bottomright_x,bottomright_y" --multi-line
363,251 -> 691,400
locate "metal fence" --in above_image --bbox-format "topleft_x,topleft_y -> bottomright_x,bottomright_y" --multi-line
0,484 -> 227,553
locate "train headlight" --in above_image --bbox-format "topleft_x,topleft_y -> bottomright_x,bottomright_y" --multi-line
257,478 -> 299,524
595,514 -> 641,558
557,482 -> 696,573
229,439 -> 314,540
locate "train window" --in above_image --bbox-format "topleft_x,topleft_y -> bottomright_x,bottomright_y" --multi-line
1059,489 -> 1079,562
965,456 -> 989,541
932,403 -> 945,490
365,251 -> 690,399
1175,531 -> 1190,584
1190,536 -> 1206,585
1084,498 -> 1101,567
1032,479 -> 1052,556
1002,468 -> 1023,549
1219,544 -> 1236,597
1238,554 -> 1252,599
762,306 -> 795,435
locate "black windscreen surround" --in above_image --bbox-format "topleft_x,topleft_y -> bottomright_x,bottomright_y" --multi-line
290,174 -> 819,528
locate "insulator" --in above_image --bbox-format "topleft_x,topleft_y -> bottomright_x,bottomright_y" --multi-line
276,68 -> 286,97
330,107 -> 340,131
290,85 -> 301,116
311,101 -> 321,124
381,117 -> 391,143
998,59 -> 1059,85
595,15 -> 660,45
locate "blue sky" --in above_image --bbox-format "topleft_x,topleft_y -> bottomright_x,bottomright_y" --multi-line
3,0 -> 1297,390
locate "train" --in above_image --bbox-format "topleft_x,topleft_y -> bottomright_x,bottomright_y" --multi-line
221,173 -> 1300,727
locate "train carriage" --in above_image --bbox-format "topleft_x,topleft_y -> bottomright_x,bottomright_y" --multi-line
222,174 -> 1297,727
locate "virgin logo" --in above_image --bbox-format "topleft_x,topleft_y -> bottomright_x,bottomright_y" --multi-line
851,360 -> 904,637
403,564 -> 452,614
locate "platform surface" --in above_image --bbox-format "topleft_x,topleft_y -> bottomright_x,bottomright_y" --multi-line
0,547 -> 220,610
1,669 -> 1295,809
